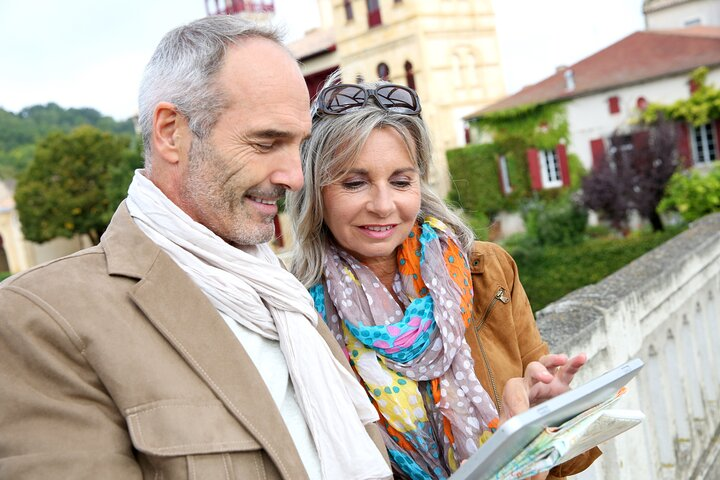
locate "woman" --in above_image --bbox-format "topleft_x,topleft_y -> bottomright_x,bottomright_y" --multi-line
287,79 -> 600,479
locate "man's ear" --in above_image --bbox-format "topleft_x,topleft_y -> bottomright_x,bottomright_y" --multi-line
152,102 -> 190,165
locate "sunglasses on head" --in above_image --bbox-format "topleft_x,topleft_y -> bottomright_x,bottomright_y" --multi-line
313,83 -> 422,117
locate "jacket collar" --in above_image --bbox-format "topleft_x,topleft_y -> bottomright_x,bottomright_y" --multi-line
101,202 -> 309,479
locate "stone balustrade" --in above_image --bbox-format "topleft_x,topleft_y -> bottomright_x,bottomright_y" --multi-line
536,213 -> 720,479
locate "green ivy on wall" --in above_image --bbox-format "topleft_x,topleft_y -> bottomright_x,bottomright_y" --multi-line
447,101 -> 583,223
642,67 -> 720,126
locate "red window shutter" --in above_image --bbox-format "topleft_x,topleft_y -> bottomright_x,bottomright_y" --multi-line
526,148 -> 542,190
677,123 -> 692,167
632,130 -> 650,152
689,79 -> 699,94
273,215 -> 284,248
590,138 -> 605,171
557,144 -> 571,187
608,96 -> 620,114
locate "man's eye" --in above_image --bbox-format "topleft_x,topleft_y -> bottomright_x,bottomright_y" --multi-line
255,143 -> 274,152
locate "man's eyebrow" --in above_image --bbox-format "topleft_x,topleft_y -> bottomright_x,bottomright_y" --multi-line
250,129 -> 294,139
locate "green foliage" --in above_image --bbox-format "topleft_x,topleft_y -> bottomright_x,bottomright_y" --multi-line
15,126 -> 141,245
0,271 -> 10,282
521,196 -> 588,246
473,102 -> 570,151
0,103 -> 135,179
642,67 -> 720,127
658,165 -> 720,221
447,143 -> 506,216
449,102 -> 578,220
507,225 -> 685,311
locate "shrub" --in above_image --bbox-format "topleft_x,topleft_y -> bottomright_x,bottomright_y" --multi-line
521,196 -> 588,246
659,165 -> 720,222
0,271 -> 10,282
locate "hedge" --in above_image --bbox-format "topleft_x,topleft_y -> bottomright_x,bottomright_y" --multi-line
507,226 -> 685,312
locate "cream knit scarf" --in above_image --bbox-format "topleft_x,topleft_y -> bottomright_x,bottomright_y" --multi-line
126,171 -> 391,480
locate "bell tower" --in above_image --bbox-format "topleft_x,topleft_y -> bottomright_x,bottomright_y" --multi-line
204,0 -> 275,23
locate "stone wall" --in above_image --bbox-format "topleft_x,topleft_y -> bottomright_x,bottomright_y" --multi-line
536,213 -> 720,479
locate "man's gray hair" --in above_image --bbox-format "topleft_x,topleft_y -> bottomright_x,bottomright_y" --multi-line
286,77 -> 475,288
138,15 -> 283,171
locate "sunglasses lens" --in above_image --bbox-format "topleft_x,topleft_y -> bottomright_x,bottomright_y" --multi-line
320,85 -> 367,114
376,85 -> 420,114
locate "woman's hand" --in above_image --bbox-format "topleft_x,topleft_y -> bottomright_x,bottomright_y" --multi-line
526,353 -> 587,406
497,354 -> 587,480
500,353 -> 587,423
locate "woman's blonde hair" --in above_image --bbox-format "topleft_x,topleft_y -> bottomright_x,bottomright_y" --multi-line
286,77 -> 474,288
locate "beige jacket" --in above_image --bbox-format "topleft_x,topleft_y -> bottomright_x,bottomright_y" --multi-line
465,241 -> 601,479
0,204 -> 386,479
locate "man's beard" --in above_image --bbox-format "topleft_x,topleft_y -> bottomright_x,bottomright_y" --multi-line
181,136 -> 284,246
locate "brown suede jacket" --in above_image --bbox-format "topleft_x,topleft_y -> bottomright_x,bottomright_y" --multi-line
464,241 -> 601,479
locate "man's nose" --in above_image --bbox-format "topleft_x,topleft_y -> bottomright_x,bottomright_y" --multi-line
270,147 -> 304,192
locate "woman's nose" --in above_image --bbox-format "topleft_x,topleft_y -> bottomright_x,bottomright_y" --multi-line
367,187 -> 394,217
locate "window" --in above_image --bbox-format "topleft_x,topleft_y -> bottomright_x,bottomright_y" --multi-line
498,155 -> 513,194
608,96 -> 620,115
367,0 -> 382,27
344,0 -> 353,20
539,149 -> 563,188
377,62 -> 389,81
636,96 -> 648,111
691,122 -> 718,164
404,61 -> 416,91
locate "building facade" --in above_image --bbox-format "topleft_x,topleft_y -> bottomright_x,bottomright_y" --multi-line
644,0 -> 720,30
465,27 -> 720,194
289,0 -> 506,197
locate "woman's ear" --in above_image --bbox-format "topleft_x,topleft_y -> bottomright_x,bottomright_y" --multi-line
152,101 -> 190,165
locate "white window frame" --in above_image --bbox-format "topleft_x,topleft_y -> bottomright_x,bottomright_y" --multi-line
499,155 -> 512,194
690,122 -> 717,165
539,149 -> 563,188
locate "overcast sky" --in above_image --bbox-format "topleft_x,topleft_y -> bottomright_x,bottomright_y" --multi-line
0,0 -> 645,120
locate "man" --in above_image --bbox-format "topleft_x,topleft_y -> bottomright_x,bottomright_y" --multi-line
0,16 -> 391,480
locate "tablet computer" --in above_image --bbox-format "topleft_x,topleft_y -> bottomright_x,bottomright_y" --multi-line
450,358 -> 644,480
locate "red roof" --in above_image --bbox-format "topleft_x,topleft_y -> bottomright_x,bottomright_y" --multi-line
470,26 -> 720,117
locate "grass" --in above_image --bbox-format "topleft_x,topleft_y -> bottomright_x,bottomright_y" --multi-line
505,225 -> 686,312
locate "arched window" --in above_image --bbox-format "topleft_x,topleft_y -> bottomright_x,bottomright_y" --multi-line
377,62 -> 390,81
404,60 -> 416,91
344,0 -> 353,21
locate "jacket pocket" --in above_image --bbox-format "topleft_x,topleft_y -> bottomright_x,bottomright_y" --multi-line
126,400 -> 266,480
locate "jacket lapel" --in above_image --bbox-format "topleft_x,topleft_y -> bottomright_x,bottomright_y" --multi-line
102,204 -> 308,478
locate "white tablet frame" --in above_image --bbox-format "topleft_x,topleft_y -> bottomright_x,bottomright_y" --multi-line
450,358 -> 644,480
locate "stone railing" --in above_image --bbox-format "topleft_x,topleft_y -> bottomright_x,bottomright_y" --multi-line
536,213 -> 720,480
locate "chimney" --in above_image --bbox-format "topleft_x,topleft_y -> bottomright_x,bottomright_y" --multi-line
564,68 -> 576,92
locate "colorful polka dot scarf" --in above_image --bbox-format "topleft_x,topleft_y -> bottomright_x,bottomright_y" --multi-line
311,217 -> 499,479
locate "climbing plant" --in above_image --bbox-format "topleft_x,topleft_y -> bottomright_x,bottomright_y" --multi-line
448,101 -> 584,225
642,67 -> 720,126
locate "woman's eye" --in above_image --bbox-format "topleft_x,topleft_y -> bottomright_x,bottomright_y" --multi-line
391,179 -> 413,188
341,180 -> 365,190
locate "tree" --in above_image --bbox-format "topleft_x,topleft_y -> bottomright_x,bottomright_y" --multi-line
581,119 -> 679,232
0,103 -> 136,179
14,126 -> 141,245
